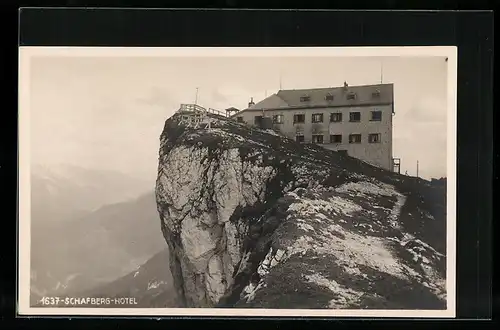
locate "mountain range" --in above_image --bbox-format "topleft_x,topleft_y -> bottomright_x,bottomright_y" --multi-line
29,164 -> 172,306
77,248 -> 178,308
30,163 -> 153,223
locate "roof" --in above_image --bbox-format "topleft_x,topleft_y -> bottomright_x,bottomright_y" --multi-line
249,94 -> 289,110
277,83 -> 393,108
233,83 -> 394,117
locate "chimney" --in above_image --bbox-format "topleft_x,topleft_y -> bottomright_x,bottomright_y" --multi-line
343,81 -> 348,89
248,97 -> 255,108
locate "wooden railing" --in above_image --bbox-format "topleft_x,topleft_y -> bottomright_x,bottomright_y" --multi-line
178,103 -> 228,117
179,103 -> 206,113
207,107 -> 227,117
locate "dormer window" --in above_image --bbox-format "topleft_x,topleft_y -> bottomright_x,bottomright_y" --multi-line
300,95 -> 311,102
325,94 -> 334,101
347,92 -> 357,100
372,89 -> 381,98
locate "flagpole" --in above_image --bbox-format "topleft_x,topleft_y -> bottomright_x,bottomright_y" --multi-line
380,61 -> 383,84
279,69 -> 283,90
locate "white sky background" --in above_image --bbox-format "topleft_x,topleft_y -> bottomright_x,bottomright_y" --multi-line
30,55 -> 448,182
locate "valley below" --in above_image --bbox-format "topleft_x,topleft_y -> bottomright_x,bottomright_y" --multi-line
29,165 -> 177,308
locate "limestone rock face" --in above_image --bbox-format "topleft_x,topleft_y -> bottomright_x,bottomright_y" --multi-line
155,112 -> 447,309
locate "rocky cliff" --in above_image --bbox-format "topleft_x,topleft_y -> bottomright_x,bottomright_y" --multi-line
155,112 -> 447,309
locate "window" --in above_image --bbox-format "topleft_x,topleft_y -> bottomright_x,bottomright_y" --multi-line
368,133 -> 381,143
254,116 -> 263,125
293,114 -> 305,124
272,114 -> 284,124
296,135 -> 305,143
349,112 -> 361,122
311,113 -> 324,123
236,116 -> 244,123
300,95 -> 311,102
330,113 -> 342,122
349,134 -> 362,144
372,90 -> 381,98
325,94 -> 334,101
330,134 -> 342,143
347,92 -> 357,100
371,111 -> 382,121
312,134 -> 324,144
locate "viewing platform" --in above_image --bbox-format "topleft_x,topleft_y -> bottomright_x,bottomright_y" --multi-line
177,103 -> 229,117
175,103 -> 235,129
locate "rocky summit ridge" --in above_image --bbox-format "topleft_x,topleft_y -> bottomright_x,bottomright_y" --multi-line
155,111 -> 447,310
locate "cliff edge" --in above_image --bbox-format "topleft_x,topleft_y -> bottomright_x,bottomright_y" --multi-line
155,112 -> 447,309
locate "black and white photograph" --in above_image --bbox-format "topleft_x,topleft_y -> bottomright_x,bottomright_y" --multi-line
18,46 -> 457,317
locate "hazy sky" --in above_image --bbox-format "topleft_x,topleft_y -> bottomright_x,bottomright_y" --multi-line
29,55 -> 448,182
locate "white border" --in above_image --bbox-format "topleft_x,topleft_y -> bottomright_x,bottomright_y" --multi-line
18,46 -> 457,318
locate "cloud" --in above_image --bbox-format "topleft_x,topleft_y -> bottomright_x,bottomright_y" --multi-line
208,85 -> 253,110
135,87 -> 178,109
390,93 -> 448,179
29,55 -> 450,182
393,119 -> 447,179
210,89 -> 229,104
404,97 -> 447,124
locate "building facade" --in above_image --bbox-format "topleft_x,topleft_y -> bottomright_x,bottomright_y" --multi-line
232,83 -> 395,170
